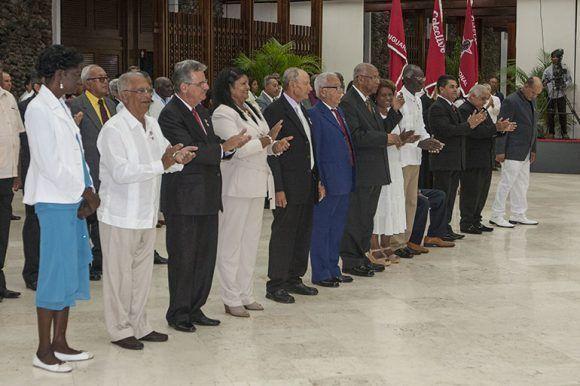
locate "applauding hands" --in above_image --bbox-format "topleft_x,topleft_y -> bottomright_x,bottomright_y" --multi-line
162,143 -> 198,169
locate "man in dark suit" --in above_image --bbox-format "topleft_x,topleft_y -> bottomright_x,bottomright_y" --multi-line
18,74 -> 43,290
339,63 -> 404,277
490,77 -> 542,228
458,84 -> 515,234
428,75 -> 486,240
255,75 -> 280,112
308,72 -> 356,288
159,60 -> 249,331
264,67 -> 321,304
70,64 -> 117,281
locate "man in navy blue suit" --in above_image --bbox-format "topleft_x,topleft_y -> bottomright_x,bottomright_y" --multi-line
308,73 -> 356,287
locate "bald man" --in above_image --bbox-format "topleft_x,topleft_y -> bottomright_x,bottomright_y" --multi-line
490,77 -> 543,228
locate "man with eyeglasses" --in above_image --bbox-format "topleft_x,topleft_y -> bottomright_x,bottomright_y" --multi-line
70,64 -> 116,281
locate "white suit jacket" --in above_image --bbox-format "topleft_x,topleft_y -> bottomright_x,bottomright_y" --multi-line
23,86 -> 91,205
212,103 -> 276,205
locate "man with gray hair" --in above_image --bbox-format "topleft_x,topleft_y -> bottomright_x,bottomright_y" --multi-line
159,59 -> 250,330
70,64 -> 117,281
255,74 -> 280,112
458,84 -> 515,234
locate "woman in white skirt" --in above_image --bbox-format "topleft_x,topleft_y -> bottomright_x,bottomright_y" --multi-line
370,80 -> 410,265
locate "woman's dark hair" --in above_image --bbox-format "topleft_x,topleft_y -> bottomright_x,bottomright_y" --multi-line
213,67 -> 261,123
36,45 -> 84,80
372,79 -> 396,103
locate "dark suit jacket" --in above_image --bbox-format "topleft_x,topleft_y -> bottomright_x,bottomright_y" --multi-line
158,96 -> 223,216
308,102 -> 355,196
265,94 -> 316,205
458,100 -> 497,169
496,90 -> 537,161
421,93 -> 435,134
428,97 -> 472,171
18,94 -> 36,186
69,93 -> 117,190
339,86 -> 402,187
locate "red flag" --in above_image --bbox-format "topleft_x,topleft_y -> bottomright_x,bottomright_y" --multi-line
458,0 -> 479,96
387,0 -> 407,90
425,0 -> 446,98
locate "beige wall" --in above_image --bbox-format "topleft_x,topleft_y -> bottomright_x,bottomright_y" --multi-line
517,0 -> 580,136
223,0 -> 365,84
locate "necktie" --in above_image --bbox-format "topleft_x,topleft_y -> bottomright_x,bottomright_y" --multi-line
294,105 -> 314,169
192,107 -> 207,135
332,109 -> 355,166
98,99 -> 109,124
365,98 -> 374,113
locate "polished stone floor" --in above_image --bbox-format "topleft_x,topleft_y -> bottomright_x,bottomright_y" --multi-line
2,171 -> 580,385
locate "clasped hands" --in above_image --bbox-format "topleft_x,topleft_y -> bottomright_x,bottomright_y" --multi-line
162,143 -> 198,169
387,129 -> 421,148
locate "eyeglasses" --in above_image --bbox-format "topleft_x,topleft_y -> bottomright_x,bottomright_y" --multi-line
123,88 -> 154,95
86,76 -> 109,83
185,80 -> 209,88
322,86 -> 344,92
359,74 -> 380,81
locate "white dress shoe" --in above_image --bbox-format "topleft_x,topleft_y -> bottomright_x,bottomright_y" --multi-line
54,351 -> 94,362
509,216 -> 539,225
33,355 -> 73,373
489,216 -> 515,228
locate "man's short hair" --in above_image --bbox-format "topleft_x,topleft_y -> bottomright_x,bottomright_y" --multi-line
352,63 -> 375,80
109,78 -> 119,95
436,74 -> 456,90
469,84 -> 488,97
263,75 -> 278,88
402,64 -> 422,79
81,64 -> 101,83
524,77 -> 537,88
154,76 -> 171,90
172,59 -> 207,93
117,71 -> 147,93
313,72 -> 339,97
282,67 -> 301,90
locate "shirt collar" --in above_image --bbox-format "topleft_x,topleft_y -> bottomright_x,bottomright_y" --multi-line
283,92 -> 300,110
119,105 -> 148,131
438,95 -> 454,106
320,100 -> 337,112
352,85 -> 368,102
85,90 -> 102,104
401,85 -> 417,100
175,93 -> 195,111
261,91 -> 273,103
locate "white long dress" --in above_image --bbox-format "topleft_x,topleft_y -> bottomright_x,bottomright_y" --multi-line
373,113 -> 406,236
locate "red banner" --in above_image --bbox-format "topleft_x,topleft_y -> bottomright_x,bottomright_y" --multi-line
458,0 -> 479,96
387,0 -> 408,90
425,0 -> 446,98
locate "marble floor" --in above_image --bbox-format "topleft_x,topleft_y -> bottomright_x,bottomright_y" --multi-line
2,171 -> 580,385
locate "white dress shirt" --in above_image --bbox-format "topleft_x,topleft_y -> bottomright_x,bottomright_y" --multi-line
19,90 -> 35,102
395,86 -> 430,167
486,95 -> 501,123
24,86 -> 90,205
0,86 -> 24,179
97,108 -> 182,229
148,91 -> 169,120
283,93 -> 314,169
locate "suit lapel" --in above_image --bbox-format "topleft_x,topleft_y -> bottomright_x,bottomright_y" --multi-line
281,96 -> 308,140
348,88 -> 381,131
81,94 -> 102,129
174,98 -> 209,142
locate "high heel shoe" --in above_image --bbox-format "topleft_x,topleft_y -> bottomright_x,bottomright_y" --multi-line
224,304 -> 250,317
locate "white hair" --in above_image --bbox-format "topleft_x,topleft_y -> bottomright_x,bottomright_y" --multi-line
173,60 -> 207,93
469,83 -> 488,98
117,71 -> 147,93
81,64 -> 101,83
282,67 -> 302,90
314,72 -> 339,97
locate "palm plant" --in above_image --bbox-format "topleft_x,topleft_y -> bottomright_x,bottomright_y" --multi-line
234,38 -> 321,89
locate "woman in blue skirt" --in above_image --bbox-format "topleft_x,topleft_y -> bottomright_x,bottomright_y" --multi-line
24,45 -> 100,373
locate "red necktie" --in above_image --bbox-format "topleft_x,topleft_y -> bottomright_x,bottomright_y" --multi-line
192,107 -> 207,135
332,109 -> 355,165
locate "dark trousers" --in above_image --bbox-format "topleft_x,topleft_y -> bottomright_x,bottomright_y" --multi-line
310,194 -> 350,283
267,202 -> 313,292
87,212 -> 102,272
432,170 -> 461,233
409,189 -> 447,245
0,178 -> 14,291
460,167 -> 492,228
22,204 -> 40,285
340,185 -> 381,270
419,150 -> 433,189
165,214 -> 218,324
547,97 -> 567,135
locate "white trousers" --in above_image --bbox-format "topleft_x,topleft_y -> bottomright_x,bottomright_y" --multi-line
217,196 -> 264,307
491,156 -> 530,217
100,222 -> 155,341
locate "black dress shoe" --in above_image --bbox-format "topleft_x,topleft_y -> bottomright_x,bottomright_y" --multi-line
460,225 -> 482,235
287,282 -> 319,295
191,313 -> 220,326
10,214 -> 21,221
369,263 -> 385,272
168,321 -> 196,332
89,271 -> 101,281
1,289 -> 21,298
448,230 -> 465,239
112,336 -> 144,350
25,281 -> 37,291
477,223 -> 494,232
139,331 -> 169,342
154,250 -> 168,265
343,265 -> 374,277
394,248 -> 413,259
266,289 -> 296,303
333,274 -> 353,283
313,279 -> 339,288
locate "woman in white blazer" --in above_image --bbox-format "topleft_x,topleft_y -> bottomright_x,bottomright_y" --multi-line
24,45 -> 100,373
212,68 -> 291,317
